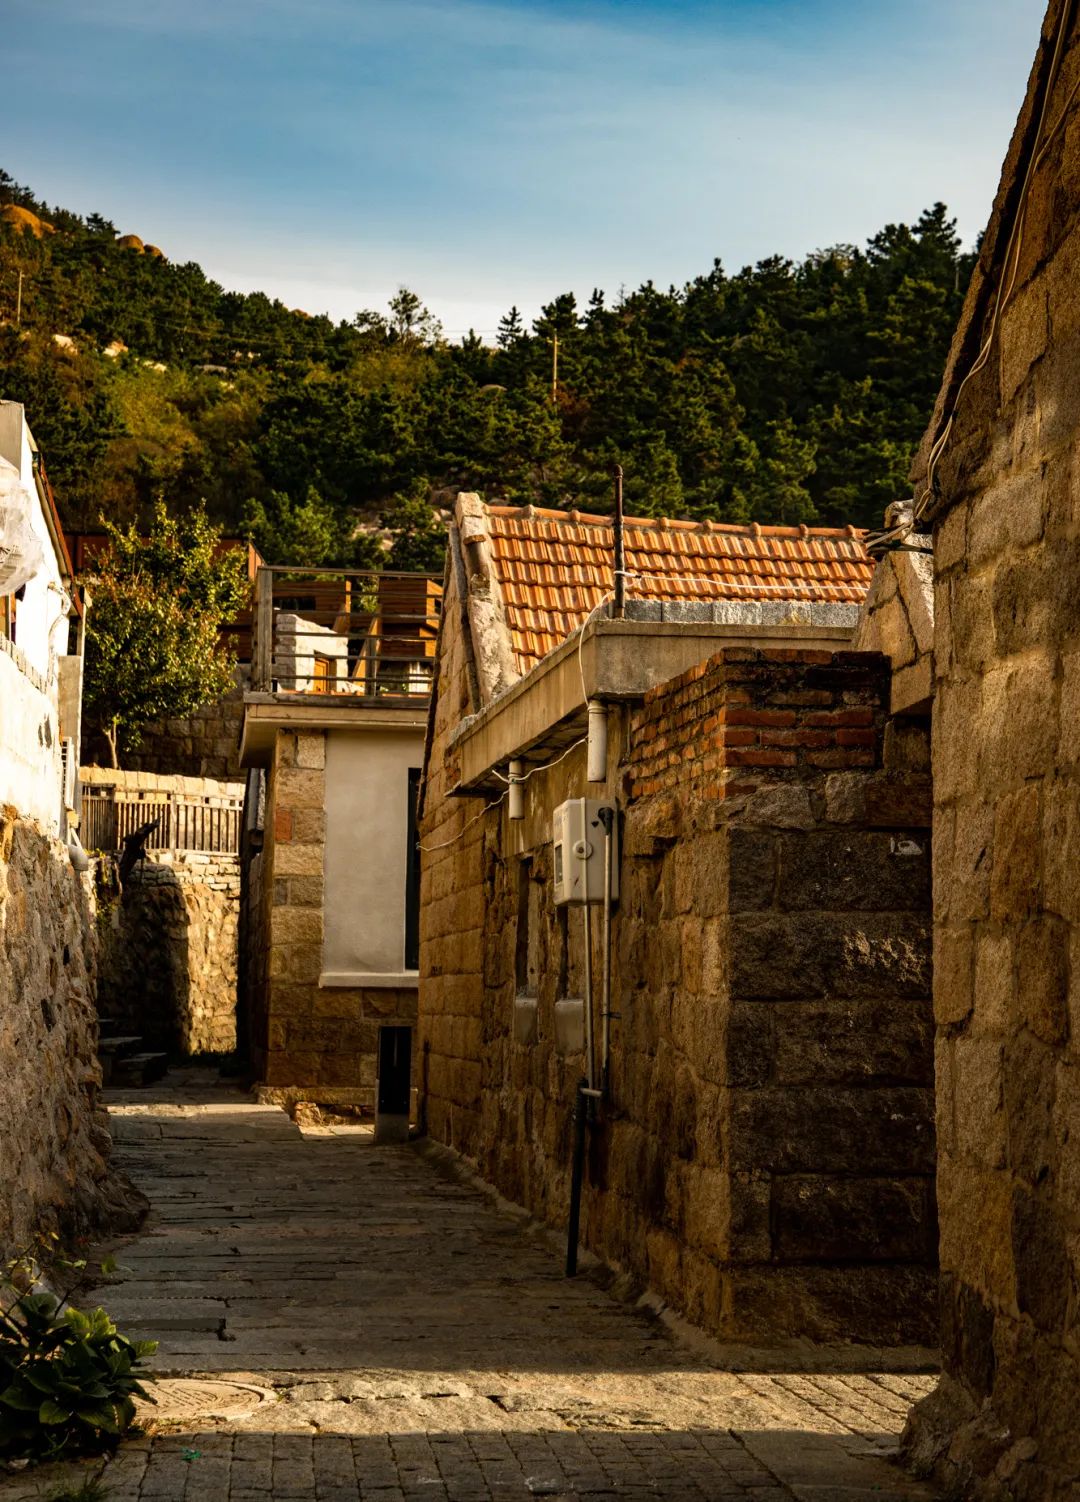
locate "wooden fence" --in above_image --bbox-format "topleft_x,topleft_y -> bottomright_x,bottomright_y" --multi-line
82,784 -> 243,855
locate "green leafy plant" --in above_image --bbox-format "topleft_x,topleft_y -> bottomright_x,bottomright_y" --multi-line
82,500 -> 249,766
0,1242 -> 156,1462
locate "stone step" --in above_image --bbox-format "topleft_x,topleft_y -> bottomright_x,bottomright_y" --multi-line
97,1034 -> 145,1085
111,1052 -> 169,1088
98,1034 -> 143,1054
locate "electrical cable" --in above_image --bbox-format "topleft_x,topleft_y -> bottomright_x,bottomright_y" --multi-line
418,735 -> 588,852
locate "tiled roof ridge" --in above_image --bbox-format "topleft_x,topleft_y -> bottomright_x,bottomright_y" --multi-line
484,502 -> 865,541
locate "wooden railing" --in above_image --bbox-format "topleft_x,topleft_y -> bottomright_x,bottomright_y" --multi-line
81,785 -> 243,855
250,566 -> 442,701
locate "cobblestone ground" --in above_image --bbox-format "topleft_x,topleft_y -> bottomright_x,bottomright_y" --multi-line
1,1075 -> 940,1501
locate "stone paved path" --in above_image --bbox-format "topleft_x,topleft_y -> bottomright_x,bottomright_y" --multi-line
1,1075 -> 940,1501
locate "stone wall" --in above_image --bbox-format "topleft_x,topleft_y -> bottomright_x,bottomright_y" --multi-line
0,807 -> 140,1255
903,4 -> 1080,1492
83,667 -> 247,781
420,647 -> 936,1346
852,547 -> 934,716
97,851 -> 241,1056
248,729 -> 416,1106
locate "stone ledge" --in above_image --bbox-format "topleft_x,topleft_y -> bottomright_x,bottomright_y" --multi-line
319,970 -> 419,989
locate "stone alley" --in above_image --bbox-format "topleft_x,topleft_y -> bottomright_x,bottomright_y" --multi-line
2,1073 -> 939,1502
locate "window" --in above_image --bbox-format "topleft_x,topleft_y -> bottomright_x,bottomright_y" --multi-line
515,857 -> 542,998
404,767 -> 421,970
312,653 -> 337,692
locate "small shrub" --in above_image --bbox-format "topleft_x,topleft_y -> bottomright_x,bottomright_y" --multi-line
48,1480 -> 110,1502
0,1243 -> 156,1462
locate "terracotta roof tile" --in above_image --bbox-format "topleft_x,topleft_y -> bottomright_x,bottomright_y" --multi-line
482,503 -> 874,675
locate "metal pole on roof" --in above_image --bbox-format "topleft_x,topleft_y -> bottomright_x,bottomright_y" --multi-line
612,464 -> 625,619
15,272 -> 23,327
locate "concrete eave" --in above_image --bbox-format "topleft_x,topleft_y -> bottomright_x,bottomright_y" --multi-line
450,617 -> 856,793
240,694 -> 429,767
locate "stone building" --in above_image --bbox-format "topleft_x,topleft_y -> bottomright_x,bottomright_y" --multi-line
418,495 -> 938,1346
901,2 -> 1080,1494
238,566 -> 439,1122
0,401 -> 131,1252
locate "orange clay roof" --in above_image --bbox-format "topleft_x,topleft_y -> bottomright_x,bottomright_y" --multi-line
484,504 -> 874,675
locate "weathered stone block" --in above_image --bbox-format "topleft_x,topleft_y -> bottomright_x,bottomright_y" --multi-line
771,1176 -> 933,1262
725,1263 -> 938,1345
775,829 -> 930,913
1016,914 -> 1070,1044
273,842 -> 323,877
295,733 -> 326,769
953,1036 -> 1006,1169
268,942 -> 322,982
725,828 -> 776,912
934,924 -> 974,1026
990,783 -> 1042,922
269,902 -> 323,948
730,1085 -> 935,1175
275,767 -> 325,810
730,912 -> 932,1000
773,997 -> 933,1086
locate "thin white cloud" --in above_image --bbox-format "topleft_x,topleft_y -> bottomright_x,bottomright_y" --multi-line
5,0 -> 1047,328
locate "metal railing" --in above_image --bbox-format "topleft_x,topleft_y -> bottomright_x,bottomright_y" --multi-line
82,785 -> 243,855
250,566 -> 442,701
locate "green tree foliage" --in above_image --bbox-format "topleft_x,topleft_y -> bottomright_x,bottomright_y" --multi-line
83,503 -> 248,765
0,169 -> 975,551
381,484 -> 447,573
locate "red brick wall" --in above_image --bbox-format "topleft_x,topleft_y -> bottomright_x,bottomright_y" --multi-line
627,649 -> 883,800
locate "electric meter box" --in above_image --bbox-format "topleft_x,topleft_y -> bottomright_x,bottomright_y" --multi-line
552,798 -> 619,906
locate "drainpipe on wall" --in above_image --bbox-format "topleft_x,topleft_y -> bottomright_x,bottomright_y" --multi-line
586,701 -> 608,783
598,804 -> 615,1097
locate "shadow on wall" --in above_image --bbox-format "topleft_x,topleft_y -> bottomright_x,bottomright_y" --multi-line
96,861 -> 193,1056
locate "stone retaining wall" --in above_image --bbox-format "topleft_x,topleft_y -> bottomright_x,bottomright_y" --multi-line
83,668 -> 247,780
97,850 -> 241,1056
0,806 -> 141,1255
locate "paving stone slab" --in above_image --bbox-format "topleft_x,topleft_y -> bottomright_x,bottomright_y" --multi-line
0,1074 -> 940,1502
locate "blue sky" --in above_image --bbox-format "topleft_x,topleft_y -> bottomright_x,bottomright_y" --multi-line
6,0 -> 1046,334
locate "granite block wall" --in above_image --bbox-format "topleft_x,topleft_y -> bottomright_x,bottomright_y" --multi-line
419,646 -> 936,1345
903,4 -> 1080,1490
97,851 -> 241,1056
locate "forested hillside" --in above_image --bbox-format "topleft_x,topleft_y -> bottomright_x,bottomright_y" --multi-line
0,168 -> 972,565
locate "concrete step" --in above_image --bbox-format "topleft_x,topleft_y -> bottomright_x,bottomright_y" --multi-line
111,1052 -> 169,1088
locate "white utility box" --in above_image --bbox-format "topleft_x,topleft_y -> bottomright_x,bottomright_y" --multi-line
552,798 -> 619,905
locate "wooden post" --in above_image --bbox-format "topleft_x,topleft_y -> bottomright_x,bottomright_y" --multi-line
254,567 -> 273,691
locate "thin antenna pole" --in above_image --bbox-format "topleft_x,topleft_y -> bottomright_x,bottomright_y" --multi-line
15,271 -> 23,327
613,464 -> 625,619
551,333 -> 559,404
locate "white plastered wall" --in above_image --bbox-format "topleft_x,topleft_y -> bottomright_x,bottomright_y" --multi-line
0,405 -> 70,834
321,727 -> 424,986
